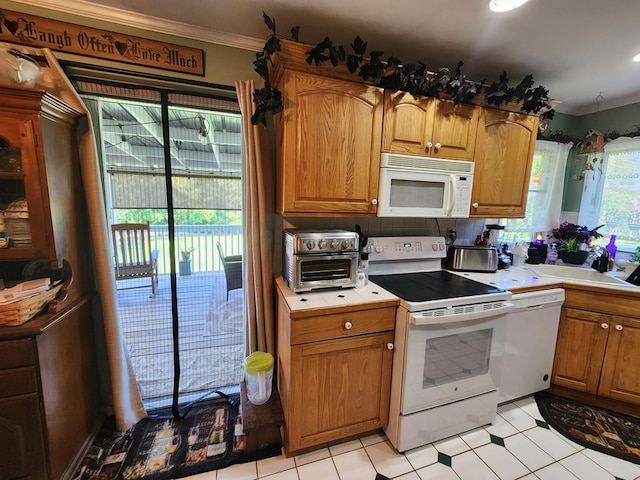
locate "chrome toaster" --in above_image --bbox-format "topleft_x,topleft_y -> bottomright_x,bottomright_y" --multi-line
445,245 -> 499,273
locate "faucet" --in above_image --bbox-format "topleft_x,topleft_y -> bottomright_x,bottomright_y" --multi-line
591,247 -> 610,273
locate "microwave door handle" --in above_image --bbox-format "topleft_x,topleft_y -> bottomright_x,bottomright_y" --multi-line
446,174 -> 457,215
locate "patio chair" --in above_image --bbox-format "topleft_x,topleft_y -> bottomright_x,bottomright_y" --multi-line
111,222 -> 159,297
216,241 -> 242,301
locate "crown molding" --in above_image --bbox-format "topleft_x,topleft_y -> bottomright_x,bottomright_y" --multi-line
8,0 -> 265,52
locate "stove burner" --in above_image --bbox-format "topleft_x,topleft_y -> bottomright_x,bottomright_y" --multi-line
368,271 -> 504,303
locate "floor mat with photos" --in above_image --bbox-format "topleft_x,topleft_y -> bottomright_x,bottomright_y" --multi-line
74,393 -> 280,480
535,391 -> 640,465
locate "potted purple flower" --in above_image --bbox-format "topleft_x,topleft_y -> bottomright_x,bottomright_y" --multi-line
548,222 -> 604,264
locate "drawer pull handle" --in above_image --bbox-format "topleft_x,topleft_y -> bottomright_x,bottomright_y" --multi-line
601,323 -> 609,329
387,343 -> 395,350
344,321 -> 353,330
615,324 -> 623,331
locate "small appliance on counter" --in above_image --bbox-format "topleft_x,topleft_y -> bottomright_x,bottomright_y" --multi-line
497,244 -> 512,270
526,241 -> 548,264
626,263 -> 640,286
282,229 -> 359,292
525,246 -> 542,264
445,245 -> 499,272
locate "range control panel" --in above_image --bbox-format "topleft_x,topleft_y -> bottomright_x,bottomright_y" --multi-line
368,236 -> 448,262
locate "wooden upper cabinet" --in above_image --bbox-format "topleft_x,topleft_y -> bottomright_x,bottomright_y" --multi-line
0,86 -> 93,308
470,108 -> 538,218
0,87 -> 83,263
382,91 -> 479,161
274,71 -> 383,216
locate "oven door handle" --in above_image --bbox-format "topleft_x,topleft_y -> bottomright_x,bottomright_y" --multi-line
410,302 -> 514,325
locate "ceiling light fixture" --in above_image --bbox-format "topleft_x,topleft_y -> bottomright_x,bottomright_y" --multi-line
196,114 -> 209,145
489,0 -> 529,12
117,124 -> 130,151
633,53 -> 640,62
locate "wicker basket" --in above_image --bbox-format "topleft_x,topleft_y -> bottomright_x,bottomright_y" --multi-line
0,283 -> 63,326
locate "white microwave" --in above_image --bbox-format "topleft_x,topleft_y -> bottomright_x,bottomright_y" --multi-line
377,153 -> 474,218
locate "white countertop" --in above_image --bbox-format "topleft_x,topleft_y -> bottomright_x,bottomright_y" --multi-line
276,262 -> 640,314
450,265 -> 562,292
452,263 -> 640,294
275,276 -> 398,313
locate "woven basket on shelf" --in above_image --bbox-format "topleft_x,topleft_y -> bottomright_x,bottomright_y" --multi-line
0,283 -> 63,326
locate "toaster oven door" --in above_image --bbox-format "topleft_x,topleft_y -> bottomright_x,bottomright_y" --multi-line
293,253 -> 357,292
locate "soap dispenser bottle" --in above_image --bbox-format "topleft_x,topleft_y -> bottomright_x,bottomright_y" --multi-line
546,244 -> 558,264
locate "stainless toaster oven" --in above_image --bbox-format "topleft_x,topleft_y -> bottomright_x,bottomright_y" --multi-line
282,229 -> 358,292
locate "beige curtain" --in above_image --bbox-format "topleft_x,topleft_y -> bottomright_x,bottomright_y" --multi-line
42,50 -> 146,430
235,80 -> 276,355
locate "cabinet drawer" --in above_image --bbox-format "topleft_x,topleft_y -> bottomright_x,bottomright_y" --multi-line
0,366 -> 39,397
0,339 -> 35,370
291,307 -> 395,344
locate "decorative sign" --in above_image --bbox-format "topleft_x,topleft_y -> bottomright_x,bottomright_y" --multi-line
0,9 -> 205,76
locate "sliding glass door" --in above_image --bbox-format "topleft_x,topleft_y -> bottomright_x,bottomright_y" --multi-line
78,83 -> 244,409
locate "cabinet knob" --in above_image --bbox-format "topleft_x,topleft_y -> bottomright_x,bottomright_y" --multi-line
615,324 -> 623,331
601,323 -> 609,329
472,202 -> 479,209
435,142 -> 442,152
387,343 -> 395,350
425,141 -> 433,152
344,321 -> 353,330
371,198 -> 378,205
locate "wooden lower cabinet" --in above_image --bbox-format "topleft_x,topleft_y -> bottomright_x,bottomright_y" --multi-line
289,332 -> 393,453
275,279 -> 397,456
0,294 -> 102,480
599,315 -> 640,404
0,394 -> 47,479
551,288 -> 640,405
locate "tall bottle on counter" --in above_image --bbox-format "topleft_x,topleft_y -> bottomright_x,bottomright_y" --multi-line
356,252 -> 369,288
355,224 -> 369,288
606,235 -> 617,259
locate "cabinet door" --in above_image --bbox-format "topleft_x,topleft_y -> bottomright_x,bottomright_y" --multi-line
382,91 -> 435,156
598,315 -> 640,404
0,394 -> 47,479
470,109 -> 538,218
382,92 -> 478,161
0,114 -> 52,261
277,71 -> 383,215
286,332 -> 393,454
430,100 -> 479,160
551,308 -> 609,393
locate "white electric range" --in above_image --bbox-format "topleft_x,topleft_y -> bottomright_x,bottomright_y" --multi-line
367,236 -> 514,452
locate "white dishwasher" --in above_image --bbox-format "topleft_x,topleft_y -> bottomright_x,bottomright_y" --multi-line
498,288 -> 565,403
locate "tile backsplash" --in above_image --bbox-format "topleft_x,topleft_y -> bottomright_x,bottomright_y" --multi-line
272,216 -> 495,277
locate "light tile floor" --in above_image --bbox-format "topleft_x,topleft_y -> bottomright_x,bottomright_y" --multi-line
184,395 -> 640,480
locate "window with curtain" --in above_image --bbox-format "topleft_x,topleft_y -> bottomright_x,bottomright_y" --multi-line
578,137 -> 640,251
501,140 -> 572,243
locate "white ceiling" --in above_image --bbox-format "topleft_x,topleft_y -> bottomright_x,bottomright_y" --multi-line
15,0 -> 640,115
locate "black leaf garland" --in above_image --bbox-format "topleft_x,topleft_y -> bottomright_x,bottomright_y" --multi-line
251,13 -> 555,125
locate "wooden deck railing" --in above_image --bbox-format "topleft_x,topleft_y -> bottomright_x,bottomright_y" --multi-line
148,224 -> 243,275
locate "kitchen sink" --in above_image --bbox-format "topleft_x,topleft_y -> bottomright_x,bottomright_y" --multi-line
528,263 -> 632,286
